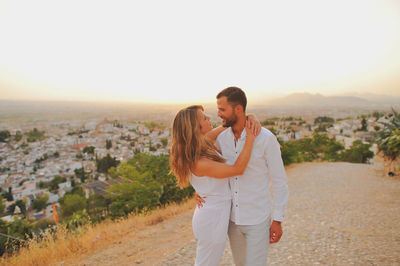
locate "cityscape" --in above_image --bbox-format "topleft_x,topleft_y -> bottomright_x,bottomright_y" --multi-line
0,101 -> 389,224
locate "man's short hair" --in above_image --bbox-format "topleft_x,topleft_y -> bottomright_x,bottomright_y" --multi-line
216,86 -> 247,111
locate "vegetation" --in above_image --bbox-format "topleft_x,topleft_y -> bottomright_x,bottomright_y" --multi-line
144,121 -> 164,131
96,154 -> 119,174
106,139 -> 112,150
377,108 -> 400,162
74,167 -> 90,183
360,118 -> 368,131
26,128 -> 46,142
160,138 -> 168,148
2,187 -> 13,201
34,153 -> 49,163
39,175 -> 67,192
13,131 -> 23,142
0,218 -> 34,256
0,198 -> 196,265
0,130 -> 11,142
32,194 -> 49,212
314,116 -> 335,124
60,194 -> 87,218
106,153 -> 194,218
261,120 -> 275,126
7,199 -> 27,217
82,145 -> 95,154
280,132 -> 373,165
338,140 -> 374,163
0,195 -> 4,215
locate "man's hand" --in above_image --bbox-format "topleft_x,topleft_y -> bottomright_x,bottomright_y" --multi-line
195,193 -> 206,208
269,220 -> 283,244
246,113 -> 261,136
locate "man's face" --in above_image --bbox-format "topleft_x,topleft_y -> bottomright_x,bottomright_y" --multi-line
217,96 -> 238,127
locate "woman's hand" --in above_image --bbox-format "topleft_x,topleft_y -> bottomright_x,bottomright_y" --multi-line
246,113 -> 262,136
245,120 -> 256,142
195,192 -> 206,208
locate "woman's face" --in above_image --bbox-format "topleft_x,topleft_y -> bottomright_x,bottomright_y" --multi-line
198,109 -> 212,134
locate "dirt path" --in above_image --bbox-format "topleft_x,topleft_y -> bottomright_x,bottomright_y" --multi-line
75,161 -> 400,265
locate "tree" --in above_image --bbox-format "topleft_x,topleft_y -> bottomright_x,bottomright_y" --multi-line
161,138 -> 168,148
86,193 -> 107,220
378,108 -> 400,161
106,172 -> 163,217
7,199 -> 27,216
261,119 -> 275,126
3,187 -> 13,201
339,140 -> 374,163
0,218 -> 33,256
0,195 -> 4,215
378,129 -> 400,161
96,154 -> 120,174
124,153 -> 194,205
106,139 -> 112,150
26,128 -> 45,142
360,118 -> 368,131
0,130 -> 10,142
372,111 -> 385,121
144,121 -> 163,132
83,145 -> 96,154
32,194 -> 49,212
314,116 -> 335,125
74,167 -> 88,183
14,131 -> 22,142
60,194 -> 86,218
43,175 -> 67,192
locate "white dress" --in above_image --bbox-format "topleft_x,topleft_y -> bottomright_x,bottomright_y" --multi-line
190,173 -> 232,266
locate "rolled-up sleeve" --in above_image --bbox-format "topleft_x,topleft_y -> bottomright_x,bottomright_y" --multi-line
264,134 -> 289,222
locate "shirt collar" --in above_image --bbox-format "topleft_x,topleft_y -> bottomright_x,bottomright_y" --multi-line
229,127 -> 247,141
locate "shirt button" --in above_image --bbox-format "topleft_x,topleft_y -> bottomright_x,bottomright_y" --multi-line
236,205 -> 238,207
235,177 -> 238,180
235,191 -> 237,193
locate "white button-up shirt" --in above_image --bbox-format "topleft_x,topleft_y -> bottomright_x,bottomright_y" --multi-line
216,127 -> 289,225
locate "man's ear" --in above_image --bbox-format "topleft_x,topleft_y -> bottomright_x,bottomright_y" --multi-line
234,104 -> 244,114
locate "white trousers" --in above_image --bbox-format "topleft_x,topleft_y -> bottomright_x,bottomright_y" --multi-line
228,218 -> 271,266
192,199 -> 231,266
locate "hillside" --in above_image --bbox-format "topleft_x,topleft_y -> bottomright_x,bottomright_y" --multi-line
79,161 -> 400,265
2,161 -> 399,265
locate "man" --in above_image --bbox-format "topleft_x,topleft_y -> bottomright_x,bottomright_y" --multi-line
199,87 -> 289,265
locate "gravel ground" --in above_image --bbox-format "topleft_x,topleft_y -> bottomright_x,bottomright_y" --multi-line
161,162 -> 400,265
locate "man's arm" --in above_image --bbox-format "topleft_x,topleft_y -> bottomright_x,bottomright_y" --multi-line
265,133 -> 289,221
264,133 -> 289,243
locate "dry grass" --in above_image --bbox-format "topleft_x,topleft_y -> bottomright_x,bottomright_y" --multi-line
0,197 -> 196,266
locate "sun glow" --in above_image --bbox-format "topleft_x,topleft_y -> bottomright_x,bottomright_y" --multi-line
0,0 -> 399,103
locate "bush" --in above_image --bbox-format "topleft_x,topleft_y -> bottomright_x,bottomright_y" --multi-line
338,140 -> 374,163
105,153 -> 194,219
60,194 -> 86,218
377,109 -> 400,161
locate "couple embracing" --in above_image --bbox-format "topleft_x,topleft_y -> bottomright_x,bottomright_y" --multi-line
170,87 -> 289,265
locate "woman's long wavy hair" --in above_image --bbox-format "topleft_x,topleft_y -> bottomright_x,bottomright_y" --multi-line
170,105 -> 225,188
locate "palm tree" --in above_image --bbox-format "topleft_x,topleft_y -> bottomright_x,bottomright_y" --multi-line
378,108 -> 400,173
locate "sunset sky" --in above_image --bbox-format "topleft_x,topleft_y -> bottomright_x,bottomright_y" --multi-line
0,0 -> 399,104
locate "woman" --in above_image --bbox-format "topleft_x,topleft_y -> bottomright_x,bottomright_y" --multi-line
169,105 -> 256,265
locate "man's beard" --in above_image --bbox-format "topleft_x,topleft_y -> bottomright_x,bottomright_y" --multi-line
222,113 -> 238,127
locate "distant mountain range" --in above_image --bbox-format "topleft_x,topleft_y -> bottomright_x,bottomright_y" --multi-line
0,92 -> 399,123
261,92 -> 400,108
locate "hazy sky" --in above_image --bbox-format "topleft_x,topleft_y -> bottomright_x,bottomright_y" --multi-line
0,0 -> 399,104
